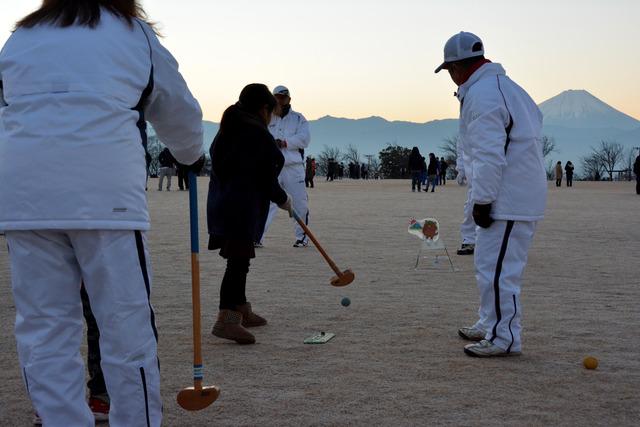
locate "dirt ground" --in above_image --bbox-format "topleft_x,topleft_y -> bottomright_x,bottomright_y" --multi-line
1,179 -> 639,426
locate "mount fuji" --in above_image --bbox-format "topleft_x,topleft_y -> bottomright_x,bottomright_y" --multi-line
538,89 -> 638,131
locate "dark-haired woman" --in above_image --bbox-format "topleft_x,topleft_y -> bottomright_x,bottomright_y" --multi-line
207,84 -> 292,345
0,1 -> 205,425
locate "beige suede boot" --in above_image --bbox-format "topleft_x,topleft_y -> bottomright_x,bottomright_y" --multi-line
237,302 -> 267,328
212,310 -> 255,344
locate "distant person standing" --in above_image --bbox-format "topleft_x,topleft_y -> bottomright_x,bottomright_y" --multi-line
634,155 -> 640,194
408,147 -> 423,192
440,157 -> 448,185
420,156 -> 427,188
326,158 -> 336,181
157,147 -> 176,191
177,163 -> 190,191
436,31 -> 547,357
565,161 -> 574,187
555,161 -> 563,187
260,85 -> 311,247
426,153 -> 438,192
304,157 -> 316,188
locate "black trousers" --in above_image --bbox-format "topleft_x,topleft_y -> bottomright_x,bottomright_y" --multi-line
219,258 -> 250,310
636,177 -> 640,194
411,171 -> 421,191
567,175 -> 573,187
80,284 -> 108,399
178,167 -> 189,190
556,178 -> 562,187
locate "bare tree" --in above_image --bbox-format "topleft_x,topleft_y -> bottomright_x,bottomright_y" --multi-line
540,135 -> 556,158
342,144 -> 361,165
440,135 -> 458,165
623,147 -> 638,181
317,145 -> 342,176
368,156 -> 381,178
146,135 -> 163,177
580,153 -> 605,181
545,159 -> 555,181
594,140 -> 624,181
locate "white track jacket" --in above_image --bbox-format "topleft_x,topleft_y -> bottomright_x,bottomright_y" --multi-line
268,108 -> 311,167
456,63 -> 547,221
0,12 -> 204,231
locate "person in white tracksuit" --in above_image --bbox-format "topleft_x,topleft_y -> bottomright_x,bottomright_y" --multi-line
0,2 -> 204,425
259,85 -> 311,247
435,32 -> 547,357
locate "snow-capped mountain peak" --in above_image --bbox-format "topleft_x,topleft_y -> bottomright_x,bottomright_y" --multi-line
539,89 -> 639,130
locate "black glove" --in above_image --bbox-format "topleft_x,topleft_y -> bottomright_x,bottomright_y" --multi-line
473,203 -> 494,228
179,154 -> 206,175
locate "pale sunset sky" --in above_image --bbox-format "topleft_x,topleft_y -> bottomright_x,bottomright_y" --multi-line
2,0 -> 639,123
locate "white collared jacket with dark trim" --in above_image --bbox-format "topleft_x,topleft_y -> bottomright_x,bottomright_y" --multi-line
456,63 -> 547,222
0,10 -> 204,231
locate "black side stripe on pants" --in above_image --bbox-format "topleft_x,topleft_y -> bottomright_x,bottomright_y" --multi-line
489,220 -> 515,342
506,295 -> 518,353
140,367 -> 151,427
301,210 -> 309,241
23,368 -> 31,397
135,231 -> 159,342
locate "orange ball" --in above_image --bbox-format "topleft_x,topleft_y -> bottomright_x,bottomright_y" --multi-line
583,356 -> 598,370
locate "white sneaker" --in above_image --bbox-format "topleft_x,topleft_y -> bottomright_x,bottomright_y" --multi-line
293,239 -> 308,248
458,326 -> 485,341
464,340 -> 521,357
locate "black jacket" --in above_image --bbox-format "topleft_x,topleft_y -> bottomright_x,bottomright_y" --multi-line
408,152 -> 423,171
440,160 -> 448,173
158,148 -> 176,168
565,163 -> 574,177
427,158 -> 438,175
634,157 -> 640,176
207,105 -> 287,242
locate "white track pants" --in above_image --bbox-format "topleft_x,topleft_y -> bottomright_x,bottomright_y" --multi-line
474,220 -> 536,353
460,183 -> 476,245
6,230 -> 161,427
262,164 -> 309,243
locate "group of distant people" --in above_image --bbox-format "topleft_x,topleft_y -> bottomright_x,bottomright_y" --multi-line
407,147 -> 448,193
554,161 -> 575,187
325,159 -> 372,181
156,147 -> 192,191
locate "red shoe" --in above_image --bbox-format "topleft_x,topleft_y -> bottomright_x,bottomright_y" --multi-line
89,396 -> 110,422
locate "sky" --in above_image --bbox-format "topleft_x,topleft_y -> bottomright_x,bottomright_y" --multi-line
2,0 -> 639,123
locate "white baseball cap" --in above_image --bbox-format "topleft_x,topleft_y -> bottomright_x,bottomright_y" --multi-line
434,32 -> 485,73
273,85 -> 290,96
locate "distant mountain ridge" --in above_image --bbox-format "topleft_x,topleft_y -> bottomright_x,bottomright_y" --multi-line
155,90 -> 640,169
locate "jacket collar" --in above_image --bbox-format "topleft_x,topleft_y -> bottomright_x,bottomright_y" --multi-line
456,62 -> 507,102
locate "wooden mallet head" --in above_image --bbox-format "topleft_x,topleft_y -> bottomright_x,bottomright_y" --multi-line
330,269 -> 355,287
177,386 -> 220,411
